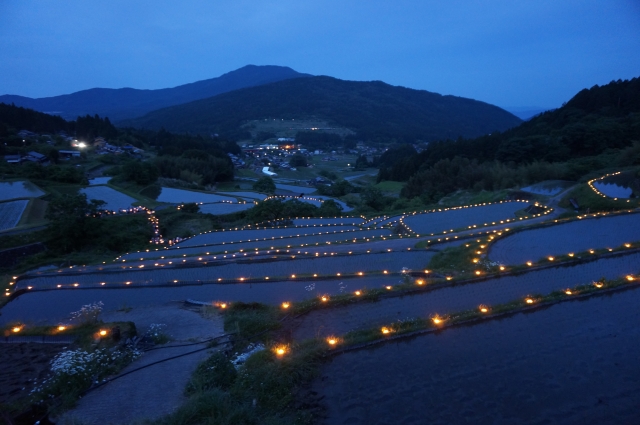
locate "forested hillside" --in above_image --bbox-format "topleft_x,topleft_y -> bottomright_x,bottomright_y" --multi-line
374,77 -> 640,201
122,76 -> 522,142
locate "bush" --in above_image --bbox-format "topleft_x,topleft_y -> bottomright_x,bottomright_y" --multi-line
252,176 -> 276,194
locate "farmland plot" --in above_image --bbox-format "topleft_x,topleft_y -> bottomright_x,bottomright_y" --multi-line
315,288 -> 640,425
174,225 -> 359,248
215,191 -> 268,201
156,187 -> 236,203
292,251 -> 640,340
119,228 -> 395,260
0,275 -> 404,325
0,200 -> 29,230
20,250 -> 433,289
0,181 -> 44,201
275,184 -> 317,194
199,203 -> 253,215
488,213 -> 640,265
402,201 -> 530,235
79,186 -> 137,211
292,217 -> 366,226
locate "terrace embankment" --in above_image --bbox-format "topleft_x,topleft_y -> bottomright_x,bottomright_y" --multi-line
288,251 -> 640,340
314,285 -> 640,425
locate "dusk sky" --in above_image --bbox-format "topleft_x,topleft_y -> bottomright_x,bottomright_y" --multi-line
1,1 -> 639,109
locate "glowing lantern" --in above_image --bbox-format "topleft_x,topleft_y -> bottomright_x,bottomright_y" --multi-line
321,296 -> 328,302
475,271 -> 481,275
526,262 -> 533,266
548,256 -> 554,261
499,266 -> 505,271
282,302 -> 290,309
381,327 -> 391,334
327,337 -> 337,346
58,325 -> 66,331
432,316 -> 443,325
565,290 -> 572,295
594,282 -> 604,288
12,326 -> 21,333
355,290 -> 361,296
626,275 -> 634,281
479,305 -> 489,313
385,286 -> 392,290
525,298 -> 534,304
99,330 -> 108,336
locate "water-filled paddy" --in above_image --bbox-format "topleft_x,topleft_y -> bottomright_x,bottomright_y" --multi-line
215,191 -> 268,200
275,184 -> 317,194
88,177 -> 112,185
402,201 -> 529,235
315,286 -> 640,425
19,251 -> 434,289
291,217 -> 366,226
292,252 -> 640,339
156,187 -> 236,203
174,225 -> 360,248
198,203 -> 253,215
0,181 -> 44,201
79,186 -> 137,211
118,228 -> 395,260
0,200 -> 28,230
592,172 -> 637,199
520,180 -> 574,196
0,275 -> 403,325
488,213 -> 640,265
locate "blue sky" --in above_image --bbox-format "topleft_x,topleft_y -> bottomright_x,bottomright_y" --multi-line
1,0 -> 639,109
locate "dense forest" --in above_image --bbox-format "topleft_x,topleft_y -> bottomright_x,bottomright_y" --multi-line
121,76 -> 522,142
374,78 -> 640,201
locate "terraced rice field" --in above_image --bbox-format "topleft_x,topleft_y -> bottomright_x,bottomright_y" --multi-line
156,187 -> 237,203
275,183 -> 317,194
215,191 -> 268,200
198,203 -> 254,215
315,287 -> 640,425
291,251 -> 640,340
488,213 -> 640,265
0,181 -> 45,201
174,225 -> 361,248
19,250 -> 433,290
292,217 -> 366,226
0,275 -> 405,325
0,200 -> 29,230
402,201 -> 530,235
79,186 -> 137,211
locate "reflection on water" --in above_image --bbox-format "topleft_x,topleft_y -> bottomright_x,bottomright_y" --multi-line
316,287 -> 640,425
593,172 -> 637,199
156,187 -> 237,203
520,180 -> 574,196
0,181 -> 45,201
88,177 -> 112,185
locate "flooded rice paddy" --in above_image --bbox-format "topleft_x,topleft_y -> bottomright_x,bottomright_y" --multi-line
18,251 -> 434,290
0,181 -> 45,201
488,213 -> 640,265
0,199 -> 28,230
592,172 -> 637,199
0,276 -> 404,325
291,251 -> 640,340
315,286 -> 640,425
402,201 -> 529,235
198,203 -> 253,215
292,217 -> 366,226
87,176 -> 112,185
155,187 -> 237,203
79,186 -> 137,211
520,180 -> 574,196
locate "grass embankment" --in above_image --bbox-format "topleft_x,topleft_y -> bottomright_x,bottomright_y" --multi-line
153,303 -> 323,425
2,321 -> 136,349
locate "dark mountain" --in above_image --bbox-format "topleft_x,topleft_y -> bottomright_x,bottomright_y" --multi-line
121,76 -> 522,142
504,107 -> 552,120
0,65 -> 310,122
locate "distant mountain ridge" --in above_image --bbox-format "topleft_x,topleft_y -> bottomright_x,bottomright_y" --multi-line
122,76 -> 522,142
0,65 -> 311,121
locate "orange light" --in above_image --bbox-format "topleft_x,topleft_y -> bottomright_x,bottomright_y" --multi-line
381,327 -> 391,334
383,270 -> 388,274
525,298 -> 534,304
432,316 -> 443,325
327,337 -> 337,346
321,296 -> 328,302
354,290 -> 361,296
385,285 -> 392,290
479,305 -> 489,313
565,290 -> 572,295
548,256 -> 554,261
12,326 -> 21,333
475,271 -> 481,275
416,279 -> 424,285
626,275 -> 634,281
594,282 -> 604,288
568,253 -> 574,257
99,330 -> 108,336
291,274 -> 296,278
57,325 -> 66,331
274,345 -> 288,357
499,266 -> 505,271
282,302 -> 290,309
446,276 -> 453,281
526,261 -> 532,266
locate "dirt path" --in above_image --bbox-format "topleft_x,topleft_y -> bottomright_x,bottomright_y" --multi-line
58,303 -> 224,425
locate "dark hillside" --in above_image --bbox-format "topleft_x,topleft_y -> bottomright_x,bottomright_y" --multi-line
121,76 -> 522,142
